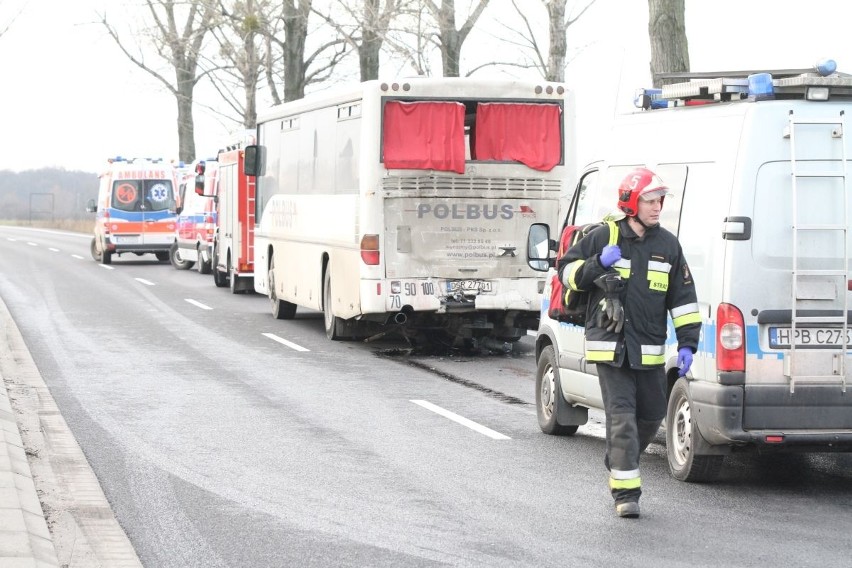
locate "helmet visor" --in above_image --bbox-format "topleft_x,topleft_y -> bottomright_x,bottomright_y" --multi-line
638,187 -> 669,201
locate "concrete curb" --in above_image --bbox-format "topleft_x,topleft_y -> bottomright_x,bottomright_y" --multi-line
0,295 -> 142,567
0,354 -> 59,566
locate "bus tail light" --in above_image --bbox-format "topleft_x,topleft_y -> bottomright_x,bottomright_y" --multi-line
361,234 -> 380,265
717,303 -> 745,372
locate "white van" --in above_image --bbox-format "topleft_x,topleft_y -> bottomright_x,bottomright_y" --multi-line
171,159 -> 218,273
528,64 -> 852,481
86,157 -> 178,264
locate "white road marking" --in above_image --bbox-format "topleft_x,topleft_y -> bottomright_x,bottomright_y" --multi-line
48,248 -> 60,252
72,254 -> 85,260
185,299 -> 212,310
135,278 -> 156,286
27,242 -> 37,246
97,264 -> 114,270
262,333 -> 310,352
6,237 -> 16,241
410,399 -> 511,440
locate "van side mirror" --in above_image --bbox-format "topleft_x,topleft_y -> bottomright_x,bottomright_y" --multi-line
527,223 -> 553,271
85,198 -> 97,213
244,145 -> 265,177
195,175 -> 205,195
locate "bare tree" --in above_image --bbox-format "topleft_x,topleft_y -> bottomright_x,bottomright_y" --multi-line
0,2 -> 22,39
382,2 -> 436,77
263,0 -> 349,103
101,0 -> 220,163
212,0 -> 269,130
499,0 -> 595,81
313,0 -> 408,81
424,0 -> 490,77
648,0 -> 689,87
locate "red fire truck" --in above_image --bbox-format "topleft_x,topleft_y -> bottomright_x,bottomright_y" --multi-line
211,145 -> 255,293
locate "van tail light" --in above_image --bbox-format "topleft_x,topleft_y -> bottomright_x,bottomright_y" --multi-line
716,303 -> 745,372
360,234 -> 380,265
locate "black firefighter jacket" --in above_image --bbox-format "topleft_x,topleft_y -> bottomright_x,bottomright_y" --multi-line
557,218 -> 701,369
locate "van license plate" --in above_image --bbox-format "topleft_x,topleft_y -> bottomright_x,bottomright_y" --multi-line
114,235 -> 140,245
769,327 -> 851,348
446,280 -> 492,293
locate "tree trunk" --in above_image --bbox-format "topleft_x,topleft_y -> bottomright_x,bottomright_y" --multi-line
545,0 -> 568,82
428,0 -> 489,77
283,1 -> 310,101
648,0 -> 689,87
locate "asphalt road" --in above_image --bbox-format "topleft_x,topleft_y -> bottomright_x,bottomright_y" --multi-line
2,225 -> 852,568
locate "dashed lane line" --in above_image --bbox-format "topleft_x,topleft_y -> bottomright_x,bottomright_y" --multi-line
411,399 -> 511,440
134,278 -> 156,286
185,299 -> 213,310
262,332 -> 310,352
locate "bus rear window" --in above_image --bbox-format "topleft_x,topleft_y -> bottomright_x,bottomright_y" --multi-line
381,99 -> 563,173
473,102 -> 562,171
382,101 -> 466,174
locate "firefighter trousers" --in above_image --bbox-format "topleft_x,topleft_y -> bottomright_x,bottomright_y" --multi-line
598,362 -> 667,503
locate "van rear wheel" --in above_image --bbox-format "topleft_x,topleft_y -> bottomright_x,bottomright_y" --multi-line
170,243 -> 194,270
666,378 -> 724,482
90,237 -> 102,262
536,345 -> 579,435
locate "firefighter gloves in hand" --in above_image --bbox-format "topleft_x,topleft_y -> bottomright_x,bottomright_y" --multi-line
599,244 -> 622,268
677,347 -> 694,377
594,272 -> 625,334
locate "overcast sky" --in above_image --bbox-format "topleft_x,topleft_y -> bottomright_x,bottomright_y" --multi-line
1,0 -> 850,173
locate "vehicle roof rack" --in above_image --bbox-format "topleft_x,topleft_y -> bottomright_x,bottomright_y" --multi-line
636,60 -> 852,109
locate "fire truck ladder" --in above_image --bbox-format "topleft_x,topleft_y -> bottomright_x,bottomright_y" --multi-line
785,109 -> 849,393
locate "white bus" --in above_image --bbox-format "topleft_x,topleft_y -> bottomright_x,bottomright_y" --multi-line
246,78 -> 576,344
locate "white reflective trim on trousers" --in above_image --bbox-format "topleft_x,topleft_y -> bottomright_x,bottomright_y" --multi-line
610,467 -> 641,480
671,302 -> 699,318
586,340 -> 618,351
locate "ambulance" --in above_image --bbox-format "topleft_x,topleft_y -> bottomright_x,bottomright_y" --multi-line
527,60 -> 852,481
171,159 -> 218,273
87,157 -> 178,264
211,144 -> 255,293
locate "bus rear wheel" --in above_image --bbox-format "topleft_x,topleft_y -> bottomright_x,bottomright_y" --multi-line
269,257 -> 296,319
323,268 -> 343,340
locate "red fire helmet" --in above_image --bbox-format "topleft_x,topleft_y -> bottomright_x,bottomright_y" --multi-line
616,167 -> 670,216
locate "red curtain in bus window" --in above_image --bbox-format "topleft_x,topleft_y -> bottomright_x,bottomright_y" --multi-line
474,103 -> 562,171
382,101 -> 466,174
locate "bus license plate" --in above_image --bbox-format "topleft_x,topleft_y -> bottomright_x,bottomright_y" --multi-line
446,280 -> 492,294
769,327 -> 852,348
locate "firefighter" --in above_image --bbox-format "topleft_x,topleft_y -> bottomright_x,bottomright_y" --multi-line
558,167 -> 701,518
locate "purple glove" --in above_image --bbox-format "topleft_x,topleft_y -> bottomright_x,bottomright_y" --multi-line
599,244 -> 621,268
677,347 -> 694,377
